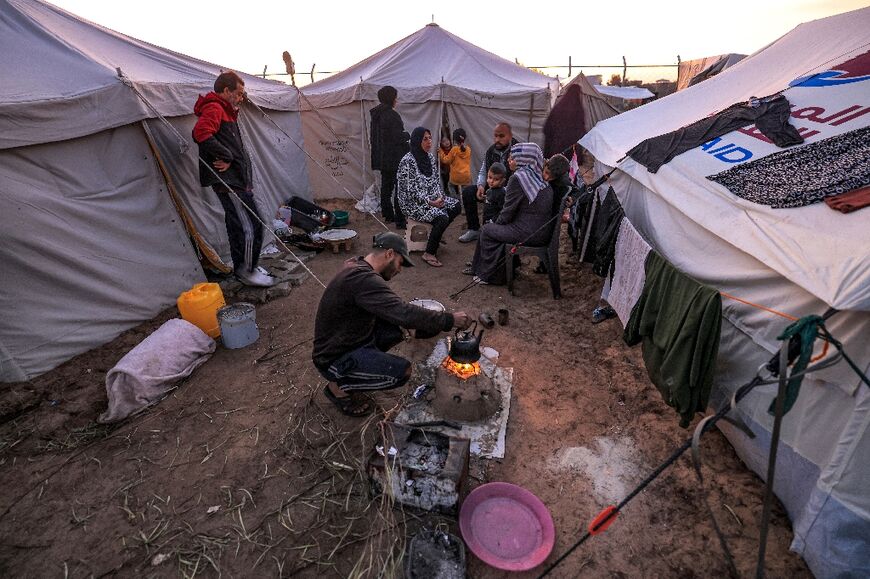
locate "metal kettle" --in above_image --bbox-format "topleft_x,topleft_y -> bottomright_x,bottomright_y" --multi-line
449,321 -> 484,364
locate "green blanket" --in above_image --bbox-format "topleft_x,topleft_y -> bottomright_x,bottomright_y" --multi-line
624,252 -> 722,427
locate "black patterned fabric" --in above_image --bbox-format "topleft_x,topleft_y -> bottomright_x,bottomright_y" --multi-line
708,125 -> 870,209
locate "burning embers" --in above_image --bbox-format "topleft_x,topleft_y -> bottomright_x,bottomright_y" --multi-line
441,357 -> 481,381
431,323 -> 500,423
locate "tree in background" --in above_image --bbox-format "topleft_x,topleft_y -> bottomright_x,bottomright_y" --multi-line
607,74 -> 622,86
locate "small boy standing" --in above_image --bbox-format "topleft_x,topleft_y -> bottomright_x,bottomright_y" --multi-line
438,128 -> 472,199
462,162 -> 509,276
480,162 -> 507,224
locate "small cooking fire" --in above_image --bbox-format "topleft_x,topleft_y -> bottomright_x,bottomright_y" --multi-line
430,324 -> 500,423
441,356 -> 481,381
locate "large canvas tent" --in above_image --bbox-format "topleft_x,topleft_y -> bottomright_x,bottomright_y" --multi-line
299,23 -> 558,200
0,0 -> 310,382
580,8 -> 870,576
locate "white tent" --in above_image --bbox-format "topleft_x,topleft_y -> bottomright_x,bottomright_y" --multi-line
591,84 -> 656,100
580,8 -> 870,576
0,0 -> 310,382
299,23 -> 558,200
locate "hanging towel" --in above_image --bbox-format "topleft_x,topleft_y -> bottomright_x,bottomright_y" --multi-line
604,219 -> 652,326
569,149 -> 581,185
624,252 -> 722,428
99,319 -> 216,423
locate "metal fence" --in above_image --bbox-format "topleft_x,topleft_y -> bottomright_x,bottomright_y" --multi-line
252,56 -> 682,86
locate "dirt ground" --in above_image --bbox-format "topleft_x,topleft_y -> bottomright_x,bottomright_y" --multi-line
0,199 -> 812,578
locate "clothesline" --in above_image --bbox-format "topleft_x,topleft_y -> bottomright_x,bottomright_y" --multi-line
719,291 -> 830,363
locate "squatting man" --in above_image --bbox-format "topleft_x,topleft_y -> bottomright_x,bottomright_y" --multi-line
312,232 -> 471,417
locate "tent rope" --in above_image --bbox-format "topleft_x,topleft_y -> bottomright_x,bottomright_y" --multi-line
195,157 -> 326,288
117,71 -> 327,288
116,68 -> 190,154
538,310 -> 851,578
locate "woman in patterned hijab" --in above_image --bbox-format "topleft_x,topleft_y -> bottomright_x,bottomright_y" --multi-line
509,142 -> 548,203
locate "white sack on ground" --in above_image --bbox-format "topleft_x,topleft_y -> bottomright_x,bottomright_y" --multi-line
356,183 -> 381,214
99,319 -> 216,423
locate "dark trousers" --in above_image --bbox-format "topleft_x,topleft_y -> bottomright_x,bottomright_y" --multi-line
317,320 -> 409,392
426,202 -> 462,255
380,168 -> 405,227
213,185 -> 263,273
462,185 -> 481,231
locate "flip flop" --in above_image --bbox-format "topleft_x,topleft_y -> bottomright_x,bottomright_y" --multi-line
421,254 -> 443,267
323,386 -> 372,417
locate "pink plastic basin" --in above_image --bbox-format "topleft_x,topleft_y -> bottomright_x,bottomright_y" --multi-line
459,482 -> 555,571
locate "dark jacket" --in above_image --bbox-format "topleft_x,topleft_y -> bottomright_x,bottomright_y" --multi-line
476,138 -> 519,186
192,92 -> 253,191
312,258 -> 453,369
549,175 -> 576,218
370,105 -> 409,172
482,186 -> 507,224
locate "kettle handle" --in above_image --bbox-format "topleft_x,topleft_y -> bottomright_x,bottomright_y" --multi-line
456,320 -> 477,338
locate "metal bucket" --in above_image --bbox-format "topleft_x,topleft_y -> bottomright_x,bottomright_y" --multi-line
217,303 -> 259,349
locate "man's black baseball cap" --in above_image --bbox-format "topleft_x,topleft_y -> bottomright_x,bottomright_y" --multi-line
372,232 -> 414,267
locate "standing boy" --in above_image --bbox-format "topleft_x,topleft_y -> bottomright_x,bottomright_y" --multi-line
192,71 -> 273,287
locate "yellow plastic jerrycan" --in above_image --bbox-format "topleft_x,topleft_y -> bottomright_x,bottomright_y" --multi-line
177,283 -> 226,338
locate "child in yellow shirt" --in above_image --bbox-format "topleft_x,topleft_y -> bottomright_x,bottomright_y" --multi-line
438,128 -> 472,200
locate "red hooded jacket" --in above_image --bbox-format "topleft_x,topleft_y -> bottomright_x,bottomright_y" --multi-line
192,92 -> 253,191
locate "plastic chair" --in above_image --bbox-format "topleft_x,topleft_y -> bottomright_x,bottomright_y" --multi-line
505,198 -> 567,299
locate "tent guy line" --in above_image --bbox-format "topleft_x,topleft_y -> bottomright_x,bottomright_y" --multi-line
199,155 -> 327,289
539,310 -> 856,579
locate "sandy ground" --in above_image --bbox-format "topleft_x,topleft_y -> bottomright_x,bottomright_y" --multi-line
0,199 -> 812,578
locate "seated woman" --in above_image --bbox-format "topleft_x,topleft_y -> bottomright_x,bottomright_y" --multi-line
468,143 -> 554,284
397,127 -> 461,267
544,154 -> 575,216
535,154 -> 576,274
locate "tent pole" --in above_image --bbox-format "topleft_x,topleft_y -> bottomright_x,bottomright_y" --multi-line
526,94 -> 535,141
359,86 -> 368,195
439,81 -> 445,190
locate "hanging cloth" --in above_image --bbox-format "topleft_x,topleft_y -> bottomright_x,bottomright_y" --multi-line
708,125 -> 870,208
628,94 -> 803,173
603,218 -> 652,326
624,252 -> 723,428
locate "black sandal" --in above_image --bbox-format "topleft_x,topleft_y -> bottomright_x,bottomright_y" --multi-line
323,386 -> 372,417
